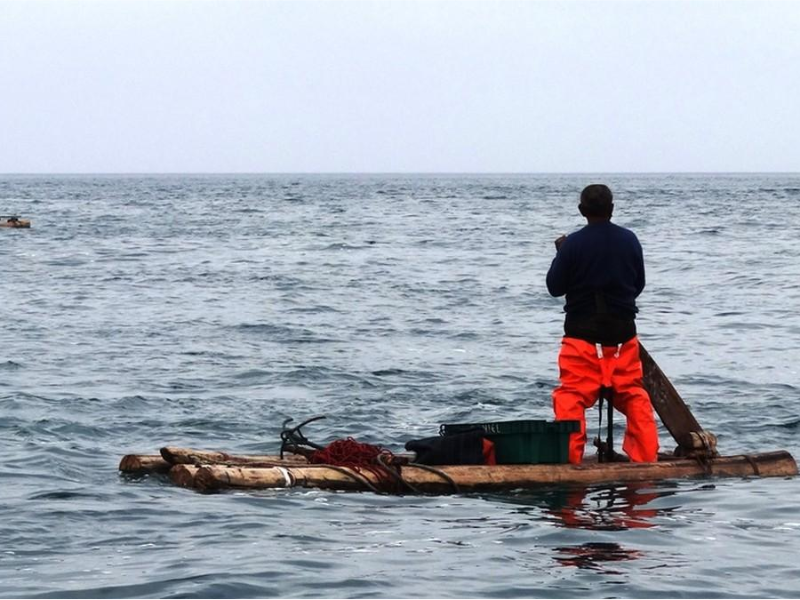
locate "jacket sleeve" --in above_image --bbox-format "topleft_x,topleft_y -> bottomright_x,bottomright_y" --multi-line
546,246 -> 569,297
634,240 -> 646,297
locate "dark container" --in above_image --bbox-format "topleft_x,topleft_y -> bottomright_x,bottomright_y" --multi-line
439,420 -> 580,464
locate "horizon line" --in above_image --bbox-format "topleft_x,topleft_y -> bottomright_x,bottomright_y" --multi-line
1,171 -> 799,176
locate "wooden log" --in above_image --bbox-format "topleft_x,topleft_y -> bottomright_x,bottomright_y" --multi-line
160,446 -> 309,466
190,450 -> 797,494
169,465 -> 201,488
119,454 -> 172,474
640,343 -> 705,444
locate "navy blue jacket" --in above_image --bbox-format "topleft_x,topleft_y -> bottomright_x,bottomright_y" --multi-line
546,221 -> 645,319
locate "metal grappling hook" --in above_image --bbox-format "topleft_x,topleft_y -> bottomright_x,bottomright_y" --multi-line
279,415 -> 327,459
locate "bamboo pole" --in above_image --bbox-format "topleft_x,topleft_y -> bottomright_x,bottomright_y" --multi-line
191,451 -> 797,494
119,454 -> 172,474
160,446 -> 309,466
118,449 -> 309,476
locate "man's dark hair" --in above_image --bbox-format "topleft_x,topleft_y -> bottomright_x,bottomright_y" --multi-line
579,184 -> 613,217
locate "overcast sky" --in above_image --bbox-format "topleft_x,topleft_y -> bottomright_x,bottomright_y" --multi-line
1,1 -> 798,173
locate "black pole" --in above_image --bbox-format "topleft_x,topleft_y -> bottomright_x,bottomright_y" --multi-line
605,388 -> 614,460
595,386 -> 615,463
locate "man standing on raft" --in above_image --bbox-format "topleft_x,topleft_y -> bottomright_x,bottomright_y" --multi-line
546,184 -> 659,464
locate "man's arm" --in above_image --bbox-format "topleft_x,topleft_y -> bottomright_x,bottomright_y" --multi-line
546,236 -> 569,297
634,242 -> 646,297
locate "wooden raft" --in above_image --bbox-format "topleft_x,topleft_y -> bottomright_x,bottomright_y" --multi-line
119,347 -> 798,493
119,446 -> 797,493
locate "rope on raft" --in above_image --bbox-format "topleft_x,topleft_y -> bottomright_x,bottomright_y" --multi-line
403,462 -> 461,493
280,416 -> 460,494
309,437 -> 415,494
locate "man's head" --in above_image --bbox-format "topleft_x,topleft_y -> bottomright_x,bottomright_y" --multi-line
579,184 -> 614,220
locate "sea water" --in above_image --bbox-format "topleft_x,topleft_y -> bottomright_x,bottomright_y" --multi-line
1,174 -> 799,598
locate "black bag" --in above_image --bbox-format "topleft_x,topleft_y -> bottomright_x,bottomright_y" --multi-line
405,430 -> 487,465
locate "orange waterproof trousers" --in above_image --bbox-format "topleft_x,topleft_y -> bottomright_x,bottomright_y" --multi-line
553,336 -> 659,464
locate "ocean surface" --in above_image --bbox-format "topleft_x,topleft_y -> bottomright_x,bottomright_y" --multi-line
1,174 -> 799,599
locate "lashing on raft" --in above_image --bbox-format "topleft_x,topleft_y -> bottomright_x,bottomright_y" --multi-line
119,346 -> 798,494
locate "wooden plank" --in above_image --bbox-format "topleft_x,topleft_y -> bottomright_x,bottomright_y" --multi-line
190,451 -> 797,493
639,342 -> 704,444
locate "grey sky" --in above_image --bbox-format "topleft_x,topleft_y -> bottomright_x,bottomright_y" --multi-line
1,0 -> 798,173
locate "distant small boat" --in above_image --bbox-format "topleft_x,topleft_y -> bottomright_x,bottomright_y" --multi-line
1,215 -> 31,228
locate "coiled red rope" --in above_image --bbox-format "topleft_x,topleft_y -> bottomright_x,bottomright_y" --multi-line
309,438 -> 407,492
308,437 -> 388,465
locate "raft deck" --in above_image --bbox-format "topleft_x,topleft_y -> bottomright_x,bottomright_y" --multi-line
119,447 -> 797,494
120,345 -> 798,494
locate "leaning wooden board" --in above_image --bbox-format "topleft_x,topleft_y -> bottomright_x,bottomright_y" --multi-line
640,342 -> 704,444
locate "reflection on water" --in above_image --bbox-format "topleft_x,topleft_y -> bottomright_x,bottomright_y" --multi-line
553,541 -> 643,571
499,482 -> 681,531
545,483 -> 666,531
495,483 -> 682,573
